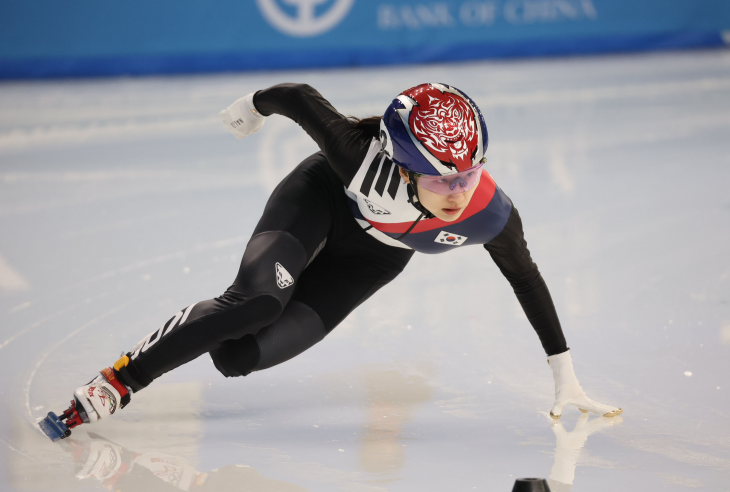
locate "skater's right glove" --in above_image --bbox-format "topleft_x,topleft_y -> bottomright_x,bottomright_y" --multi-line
219,93 -> 266,139
548,350 -> 622,419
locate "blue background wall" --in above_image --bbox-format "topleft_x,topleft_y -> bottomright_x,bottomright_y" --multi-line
1,0 -> 729,78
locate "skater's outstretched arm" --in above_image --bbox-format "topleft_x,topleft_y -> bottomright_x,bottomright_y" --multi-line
484,205 -> 567,356
221,83 -> 372,185
485,205 -> 622,419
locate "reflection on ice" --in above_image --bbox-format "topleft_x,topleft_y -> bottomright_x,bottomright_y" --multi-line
548,414 -> 623,491
66,433 -> 306,492
358,368 -> 432,475
63,367 -> 436,490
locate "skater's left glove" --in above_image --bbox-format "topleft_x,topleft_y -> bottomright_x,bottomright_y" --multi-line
219,93 -> 265,139
547,350 -> 622,419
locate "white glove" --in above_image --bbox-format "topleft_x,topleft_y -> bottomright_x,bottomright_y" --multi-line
219,93 -> 265,139
547,350 -> 622,419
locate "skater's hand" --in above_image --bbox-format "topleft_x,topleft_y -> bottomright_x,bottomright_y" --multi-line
219,93 -> 265,139
547,350 -> 622,419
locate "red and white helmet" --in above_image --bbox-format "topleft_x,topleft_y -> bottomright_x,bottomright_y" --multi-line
380,83 -> 488,176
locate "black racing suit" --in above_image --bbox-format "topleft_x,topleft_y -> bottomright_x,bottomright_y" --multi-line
116,84 -> 567,393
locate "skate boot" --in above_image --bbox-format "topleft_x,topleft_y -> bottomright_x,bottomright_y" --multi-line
74,366 -> 131,423
39,360 -> 132,441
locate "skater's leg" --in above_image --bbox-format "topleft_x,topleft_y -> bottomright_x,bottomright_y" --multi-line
124,231 -> 309,387
210,223 -> 414,376
117,153 -> 342,391
62,227 -> 313,430
210,300 -> 325,376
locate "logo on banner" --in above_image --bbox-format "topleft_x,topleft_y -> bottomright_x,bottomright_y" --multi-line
256,0 -> 355,37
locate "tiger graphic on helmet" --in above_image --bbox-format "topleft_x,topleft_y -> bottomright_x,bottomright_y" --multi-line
407,86 -> 479,171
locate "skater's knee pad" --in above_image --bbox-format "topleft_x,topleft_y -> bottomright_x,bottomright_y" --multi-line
231,231 -> 309,306
210,335 -> 261,377
254,301 -> 327,371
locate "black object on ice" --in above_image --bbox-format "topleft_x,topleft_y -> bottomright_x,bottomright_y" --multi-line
512,478 -> 551,492
38,399 -> 84,442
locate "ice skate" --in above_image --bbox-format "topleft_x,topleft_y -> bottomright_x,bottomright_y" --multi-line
39,364 -> 131,442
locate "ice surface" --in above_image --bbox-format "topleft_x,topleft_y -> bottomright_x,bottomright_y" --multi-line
1,49 -> 729,491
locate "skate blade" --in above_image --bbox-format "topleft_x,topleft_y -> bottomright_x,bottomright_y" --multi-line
38,412 -> 71,442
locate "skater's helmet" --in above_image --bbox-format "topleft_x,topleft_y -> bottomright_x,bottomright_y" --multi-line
380,83 -> 488,177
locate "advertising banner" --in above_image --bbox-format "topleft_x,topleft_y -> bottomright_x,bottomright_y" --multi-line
1,0 -> 729,78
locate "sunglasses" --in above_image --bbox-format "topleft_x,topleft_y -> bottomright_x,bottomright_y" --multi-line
415,162 -> 484,195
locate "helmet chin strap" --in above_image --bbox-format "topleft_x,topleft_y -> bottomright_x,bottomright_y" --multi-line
406,171 -> 435,219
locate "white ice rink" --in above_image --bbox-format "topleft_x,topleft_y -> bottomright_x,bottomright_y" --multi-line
1,49 -> 729,491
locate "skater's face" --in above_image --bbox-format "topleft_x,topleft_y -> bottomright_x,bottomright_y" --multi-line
399,168 -> 477,222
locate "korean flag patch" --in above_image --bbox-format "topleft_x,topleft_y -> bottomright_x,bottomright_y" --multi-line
434,231 -> 467,246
